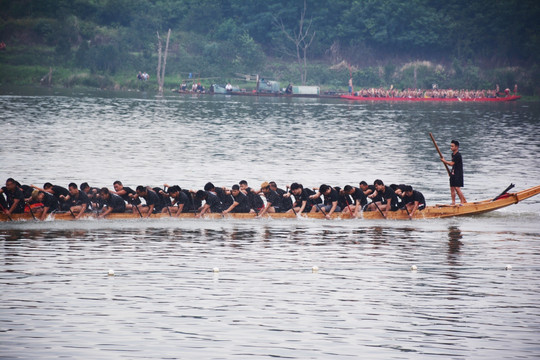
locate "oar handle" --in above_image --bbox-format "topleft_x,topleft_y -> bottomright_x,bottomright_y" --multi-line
429,132 -> 451,177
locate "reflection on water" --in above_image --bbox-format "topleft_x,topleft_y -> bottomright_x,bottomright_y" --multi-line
1,219 -> 540,359
1,91 -> 540,359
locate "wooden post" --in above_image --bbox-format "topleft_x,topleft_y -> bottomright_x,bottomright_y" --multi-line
156,29 -> 171,96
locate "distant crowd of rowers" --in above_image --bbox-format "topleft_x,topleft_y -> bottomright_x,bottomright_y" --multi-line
352,84 -> 518,99
1,178 -> 427,220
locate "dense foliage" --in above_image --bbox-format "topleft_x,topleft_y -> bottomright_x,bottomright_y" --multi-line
0,0 -> 538,92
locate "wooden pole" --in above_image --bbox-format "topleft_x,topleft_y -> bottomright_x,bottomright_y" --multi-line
429,132 -> 451,176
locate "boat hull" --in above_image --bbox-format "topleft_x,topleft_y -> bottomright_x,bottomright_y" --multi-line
341,95 -> 521,102
1,186 -> 538,222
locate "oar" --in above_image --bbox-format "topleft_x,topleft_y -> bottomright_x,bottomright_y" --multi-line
315,203 -> 327,217
26,201 -> 37,221
345,198 -> 354,218
0,204 -> 13,221
492,183 -> 515,201
287,187 -> 298,216
133,200 -> 143,218
163,186 -> 172,216
429,132 -> 451,176
371,200 -> 386,219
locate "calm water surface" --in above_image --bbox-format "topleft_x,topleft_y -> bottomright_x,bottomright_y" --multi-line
1,88 -> 539,359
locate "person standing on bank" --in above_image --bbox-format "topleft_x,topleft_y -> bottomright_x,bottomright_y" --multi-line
441,140 -> 467,205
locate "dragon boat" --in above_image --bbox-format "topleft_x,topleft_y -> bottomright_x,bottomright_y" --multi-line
1,185 -> 538,222
341,95 -> 521,102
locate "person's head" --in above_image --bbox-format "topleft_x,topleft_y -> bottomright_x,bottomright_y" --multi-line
231,184 -> 240,197
359,181 -> 368,191
261,182 -> 270,194
290,182 -> 303,196
68,182 -> 78,195
451,140 -> 460,152
167,186 -> 181,197
239,180 -> 248,191
37,191 -> 46,202
5,178 -> 17,191
269,181 -> 277,191
403,185 -> 413,197
319,184 -> 330,195
204,182 -> 215,191
43,182 -> 53,190
80,182 -> 90,193
113,181 -> 123,192
99,187 -> 110,200
374,179 -> 385,191
136,185 -> 147,196
195,190 -> 207,200
343,185 -> 353,194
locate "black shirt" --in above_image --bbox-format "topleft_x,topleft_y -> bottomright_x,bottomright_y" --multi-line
2,186 -> 25,213
275,188 -> 292,211
246,187 -> 264,210
264,190 -> 282,209
231,192 -> 250,213
323,187 -> 339,206
401,190 -> 426,208
378,186 -> 399,210
70,190 -> 91,208
120,186 -> 141,205
450,151 -> 464,187
350,187 -> 367,207
143,189 -> 163,212
51,185 -> 70,200
42,192 -> 59,211
206,192 -> 223,213
215,187 -> 233,208
173,191 -> 190,212
103,193 -> 126,213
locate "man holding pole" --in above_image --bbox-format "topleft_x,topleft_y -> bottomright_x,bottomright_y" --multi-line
441,140 -> 467,205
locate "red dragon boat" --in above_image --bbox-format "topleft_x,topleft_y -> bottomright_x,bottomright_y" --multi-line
341,95 -> 521,102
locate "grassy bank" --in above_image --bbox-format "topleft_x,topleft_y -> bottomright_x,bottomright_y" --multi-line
1,47 -> 538,97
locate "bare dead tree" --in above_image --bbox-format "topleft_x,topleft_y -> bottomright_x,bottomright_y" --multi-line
156,29 -> 171,95
274,0 -> 316,85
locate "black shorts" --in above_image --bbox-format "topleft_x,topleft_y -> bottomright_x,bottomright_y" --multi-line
450,175 -> 464,187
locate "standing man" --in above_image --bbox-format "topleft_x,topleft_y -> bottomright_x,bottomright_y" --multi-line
348,77 -> 353,94
441,140 -> 467,205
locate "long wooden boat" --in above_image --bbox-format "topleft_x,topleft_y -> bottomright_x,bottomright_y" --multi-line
341,95 -> 521,102
1,185 -> 538,222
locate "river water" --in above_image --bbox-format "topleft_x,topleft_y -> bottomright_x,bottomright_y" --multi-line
1,88 -> 539,359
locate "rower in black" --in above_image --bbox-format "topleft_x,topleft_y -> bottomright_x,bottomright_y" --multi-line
134,186 -> 163,218
400,185 -> 426,219
98,187 -> 126,218
112,180 -> 141,211
258,182 -> 282,216
66,183 -> 91,220
342,185 -> 367,217
0,178 -> 25,215
366,179 -> 399,218
35,191 -> 59,220
239,180 -> 264,213
166,186 -> 191,216
287,183 -> 317,213
195,190 -> 223,217
310,184 -> 341,219
270,182 -> 292,212
223,185 -> 251,214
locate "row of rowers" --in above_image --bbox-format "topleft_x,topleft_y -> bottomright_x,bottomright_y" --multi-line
1,178 -> 426,220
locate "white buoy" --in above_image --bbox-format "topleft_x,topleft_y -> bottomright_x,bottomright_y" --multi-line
312,265 -> 319,273
213,267 -> 220,273
108,269 -> 115,276
505,264 -> 512,270
410,265 -> 418,271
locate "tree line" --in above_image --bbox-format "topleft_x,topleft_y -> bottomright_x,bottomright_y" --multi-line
0,0 -> 538,91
